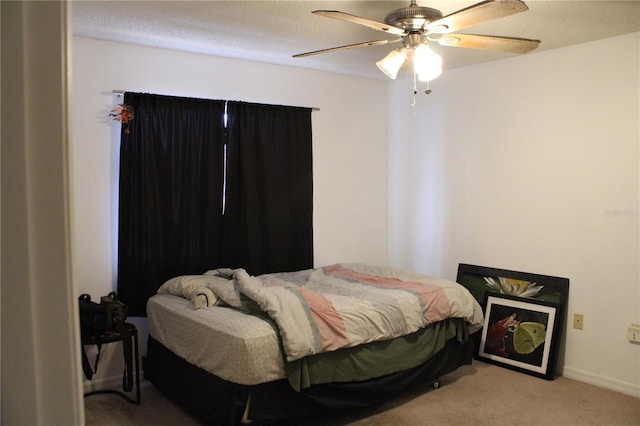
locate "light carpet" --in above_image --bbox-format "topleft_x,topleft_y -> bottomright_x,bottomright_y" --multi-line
85,362 -> 639,425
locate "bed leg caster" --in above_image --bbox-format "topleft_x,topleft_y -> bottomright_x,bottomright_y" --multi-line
433,379 -> 440,389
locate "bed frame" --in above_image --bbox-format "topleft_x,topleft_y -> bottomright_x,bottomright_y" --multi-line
144,333 -> 474,425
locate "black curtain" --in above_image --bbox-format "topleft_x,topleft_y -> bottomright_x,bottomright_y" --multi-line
223,102 -> 313,275
117,93 -> 226,316
117,95 -> 313,315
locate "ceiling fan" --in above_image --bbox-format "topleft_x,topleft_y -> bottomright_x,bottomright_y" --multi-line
293,0 -> 540,82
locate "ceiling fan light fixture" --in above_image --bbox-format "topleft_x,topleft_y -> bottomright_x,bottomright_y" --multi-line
414,43 -> 443,82
297,0 -> 541,84
376,49 -> 407,80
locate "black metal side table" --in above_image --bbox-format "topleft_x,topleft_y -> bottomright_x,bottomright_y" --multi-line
82,322 -> 141,404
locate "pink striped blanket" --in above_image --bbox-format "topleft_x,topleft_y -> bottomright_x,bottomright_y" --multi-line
221,263 -> 484,362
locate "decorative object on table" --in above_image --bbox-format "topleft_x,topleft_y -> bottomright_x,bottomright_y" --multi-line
477,293 -> 562,380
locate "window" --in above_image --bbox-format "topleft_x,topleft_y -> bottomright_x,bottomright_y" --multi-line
116,93 -> 313,315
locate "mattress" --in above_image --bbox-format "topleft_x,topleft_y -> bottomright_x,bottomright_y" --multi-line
147,293 -> 285,385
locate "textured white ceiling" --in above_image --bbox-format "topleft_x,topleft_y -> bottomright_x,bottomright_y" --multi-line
72,1 -> 640,80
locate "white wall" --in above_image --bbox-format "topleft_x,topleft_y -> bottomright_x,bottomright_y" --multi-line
72,33 -> 639,397
71,37 -> 389,381
388,32 -> 640,396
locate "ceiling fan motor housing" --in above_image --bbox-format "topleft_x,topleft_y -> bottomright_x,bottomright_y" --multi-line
384,5 -> 443,31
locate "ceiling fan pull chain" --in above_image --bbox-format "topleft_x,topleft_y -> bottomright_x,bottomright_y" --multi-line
411,70 -> 418,114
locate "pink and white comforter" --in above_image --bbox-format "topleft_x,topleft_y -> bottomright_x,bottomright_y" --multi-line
216,263 -> 484,362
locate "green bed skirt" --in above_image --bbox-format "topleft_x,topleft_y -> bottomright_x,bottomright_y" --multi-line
285,317 -> 470,391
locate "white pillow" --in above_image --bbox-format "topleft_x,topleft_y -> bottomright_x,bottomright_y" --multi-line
157,275 -> 220,305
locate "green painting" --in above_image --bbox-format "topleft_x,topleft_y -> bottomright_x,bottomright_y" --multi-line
456,264 -> 569,310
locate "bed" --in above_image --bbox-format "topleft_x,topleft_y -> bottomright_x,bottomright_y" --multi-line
144,263 -> 484,425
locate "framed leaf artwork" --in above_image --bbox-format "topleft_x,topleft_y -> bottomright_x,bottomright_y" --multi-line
477,293 -> 562,380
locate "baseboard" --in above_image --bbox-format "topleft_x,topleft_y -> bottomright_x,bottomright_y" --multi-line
83,374 -> 150,394
562,367 -> 640,398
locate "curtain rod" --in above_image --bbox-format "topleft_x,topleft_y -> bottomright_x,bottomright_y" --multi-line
112,90 -> 320,111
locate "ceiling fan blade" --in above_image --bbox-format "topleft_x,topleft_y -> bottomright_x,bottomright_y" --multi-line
426,0 -> 529,34
293,38 -> 402,58
312,10 -> 407,37
438,33 -> 540,54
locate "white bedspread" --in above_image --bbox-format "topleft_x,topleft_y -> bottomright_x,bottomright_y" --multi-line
147,294 -> 285,385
